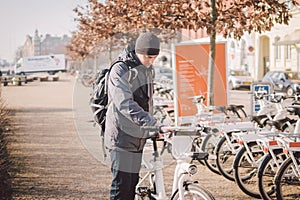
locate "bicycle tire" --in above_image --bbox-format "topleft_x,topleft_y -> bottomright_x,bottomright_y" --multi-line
233,142 -> 264,199
201,133 -> 221,175
215,134 -> 238,181
274,152 -> 300,200
171,182 -> 215,200
257,149 -> 286,200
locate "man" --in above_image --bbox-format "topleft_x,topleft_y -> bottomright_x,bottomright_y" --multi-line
105,32 -> 160,200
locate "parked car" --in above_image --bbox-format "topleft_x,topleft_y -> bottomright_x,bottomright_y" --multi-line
262,71 -> 300,96
228,69 -> 253,90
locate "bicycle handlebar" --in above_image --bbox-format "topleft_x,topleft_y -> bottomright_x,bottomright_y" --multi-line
141,126 -> 203,137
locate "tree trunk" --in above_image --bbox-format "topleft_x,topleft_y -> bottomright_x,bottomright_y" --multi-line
109,38 -> 113,63
207,0 -> 217,106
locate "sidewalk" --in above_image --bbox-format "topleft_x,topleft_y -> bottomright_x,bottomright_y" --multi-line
2,73 -> 252,199
3,73 -> 110,199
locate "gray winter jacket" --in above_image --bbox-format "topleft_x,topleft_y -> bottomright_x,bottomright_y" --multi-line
104,46 -> 157,152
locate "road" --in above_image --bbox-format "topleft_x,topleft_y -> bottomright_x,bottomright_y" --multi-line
229,89 -> 252,115
2,73 -> 253,199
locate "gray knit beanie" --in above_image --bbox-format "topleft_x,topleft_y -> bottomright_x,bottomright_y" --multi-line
135,32 -> 160,55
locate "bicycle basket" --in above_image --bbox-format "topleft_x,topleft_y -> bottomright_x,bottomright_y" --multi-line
171,135 -> 195,159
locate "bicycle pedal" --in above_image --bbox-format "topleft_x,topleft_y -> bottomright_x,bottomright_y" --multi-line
137,187 -> 149,196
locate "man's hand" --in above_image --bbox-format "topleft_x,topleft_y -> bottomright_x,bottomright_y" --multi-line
154,121 -> 164,140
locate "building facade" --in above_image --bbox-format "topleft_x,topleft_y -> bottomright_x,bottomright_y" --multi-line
238,7 -> 300,81
16,30 -> 71,61
180,4 -> 300,81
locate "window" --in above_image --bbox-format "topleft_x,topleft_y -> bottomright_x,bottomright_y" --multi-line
278,72 -> 286,80
241,40 -> 246,59
275,37 -> 281,60
286,45 -> 291,60
271,72 -> 280,80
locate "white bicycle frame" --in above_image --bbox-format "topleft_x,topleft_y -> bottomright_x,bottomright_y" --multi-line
232,105 -> 300,176
232,128 -> 266,168
276,134 -> 300,178
255,92 -> 277,118
256,132 -> 285,172
252,92 -> 299,134
213,121 -> 255,154
137,130 -> 202,200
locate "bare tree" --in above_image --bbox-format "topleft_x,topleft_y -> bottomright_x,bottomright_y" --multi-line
68,0 -> 299,104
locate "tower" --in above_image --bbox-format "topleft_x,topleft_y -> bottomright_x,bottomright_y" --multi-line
33,29 -> 41,56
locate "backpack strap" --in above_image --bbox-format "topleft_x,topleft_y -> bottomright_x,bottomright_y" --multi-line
108,60 -> 135,84
106,59 -> 134,107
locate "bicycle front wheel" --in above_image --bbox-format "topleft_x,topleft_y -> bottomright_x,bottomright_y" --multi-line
233,142 -> 264,199
171,183 -> 215,200
275,153 -> 300,200
201,133 -> 220,175
258,149 -> 286,200
215,134 -> 239,181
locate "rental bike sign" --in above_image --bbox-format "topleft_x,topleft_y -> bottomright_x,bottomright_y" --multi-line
251,82 -> 273,115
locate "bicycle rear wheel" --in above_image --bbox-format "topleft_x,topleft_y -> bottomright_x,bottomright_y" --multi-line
171,183 -> 215,200
275,153 -> 300,200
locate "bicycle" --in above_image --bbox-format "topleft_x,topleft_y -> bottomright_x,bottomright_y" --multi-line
215,93 -> 297,183
214,121 -> 255,181
135,126 -> 215,200
225,102 -> 300,199
274,133 -> 300,200
231,103 -> 299,198
251,92 -> 297,132
256,132 -> 287,200
232,129 -> 268,198
231,116 -> 297,199
256,103 -> 300,200
188,95 -> 248,175
272,105 -> 300,199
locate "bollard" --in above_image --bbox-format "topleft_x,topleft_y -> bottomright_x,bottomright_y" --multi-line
11,77 -> 16,86
2,78 -> 8,86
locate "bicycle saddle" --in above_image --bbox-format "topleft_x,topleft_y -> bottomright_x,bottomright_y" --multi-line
266,118 -> 291,131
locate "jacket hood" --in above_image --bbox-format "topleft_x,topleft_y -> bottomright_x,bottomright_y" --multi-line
118,44 -> 140,66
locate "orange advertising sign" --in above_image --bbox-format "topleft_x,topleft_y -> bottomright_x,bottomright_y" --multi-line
174,42 -> 227,121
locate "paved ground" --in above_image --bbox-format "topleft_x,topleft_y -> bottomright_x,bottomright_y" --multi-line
2,73 -> 253,199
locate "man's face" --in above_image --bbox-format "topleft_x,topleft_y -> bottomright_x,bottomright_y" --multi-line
136,53 -> 158,68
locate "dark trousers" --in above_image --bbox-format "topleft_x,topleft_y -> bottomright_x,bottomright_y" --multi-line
109,149 -> 142,200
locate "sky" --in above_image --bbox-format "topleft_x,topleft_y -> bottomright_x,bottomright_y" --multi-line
0,0 -> 89,63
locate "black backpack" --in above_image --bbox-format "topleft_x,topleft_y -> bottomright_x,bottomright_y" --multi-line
90,60 -> 136,160
89,60 -> 133,135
